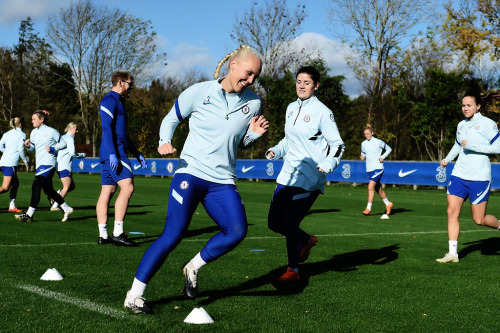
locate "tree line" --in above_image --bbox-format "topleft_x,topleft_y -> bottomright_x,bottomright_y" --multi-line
0,0 -> 499,162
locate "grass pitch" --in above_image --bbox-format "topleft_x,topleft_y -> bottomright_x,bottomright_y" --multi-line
1,172 -> 500,332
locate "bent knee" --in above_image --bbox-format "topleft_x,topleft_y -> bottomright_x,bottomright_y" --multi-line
227,225 -> 247,244
473,217 -> 486,226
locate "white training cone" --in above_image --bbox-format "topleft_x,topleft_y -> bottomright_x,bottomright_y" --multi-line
184,307 -> 214,324
380,214 -> 389,220
40,268 -> 64,281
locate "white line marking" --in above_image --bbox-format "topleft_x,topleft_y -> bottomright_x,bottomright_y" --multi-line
15,284 -> 135,320
0,229 -> 492,248
0,242 -> 94,248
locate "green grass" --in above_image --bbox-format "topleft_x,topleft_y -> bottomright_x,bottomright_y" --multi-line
1,173 -> 500,332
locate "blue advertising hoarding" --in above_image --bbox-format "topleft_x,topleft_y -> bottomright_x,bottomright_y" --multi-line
73,158 -> 500,189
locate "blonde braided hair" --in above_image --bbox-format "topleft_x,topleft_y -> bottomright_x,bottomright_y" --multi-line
213,45 -> 261,79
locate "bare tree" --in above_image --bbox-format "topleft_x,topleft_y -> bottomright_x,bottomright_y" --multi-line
47,0 -> 163,155
231,0 -> 311,78
328,0 -> 432,121
0,47 -> 15,120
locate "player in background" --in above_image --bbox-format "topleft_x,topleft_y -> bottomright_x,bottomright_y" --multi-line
96,71 -> 147,246
360,125 -> 393,218
437,92 -> 500,263
15,110 -> 74,222
266,66 -> 344,282
50,122 -> 85,211
123,45 -> 268,314
0,117 -> 29,212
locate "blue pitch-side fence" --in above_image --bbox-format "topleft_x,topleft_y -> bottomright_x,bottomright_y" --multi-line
73,158 -> 500,189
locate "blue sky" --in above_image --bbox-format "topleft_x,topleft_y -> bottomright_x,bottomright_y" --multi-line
0,0 -> 406,95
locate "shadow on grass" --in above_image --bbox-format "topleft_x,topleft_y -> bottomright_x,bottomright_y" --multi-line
459,237 -> 500,259
149,244 -> 399,308
307,208 -> 340,215
365,208 -> 413,217
127,226 -> 230,245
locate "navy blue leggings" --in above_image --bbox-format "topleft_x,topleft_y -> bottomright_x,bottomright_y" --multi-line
135,173 -> 248,283
268,184 -> 320,268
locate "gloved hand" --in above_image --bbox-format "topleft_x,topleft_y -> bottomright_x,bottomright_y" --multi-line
138,155 -> 147,169
78,153 -> 86,158
109,153 -> 119,171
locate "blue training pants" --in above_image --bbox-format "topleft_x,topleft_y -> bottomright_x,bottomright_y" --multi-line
135,173 -> 248,283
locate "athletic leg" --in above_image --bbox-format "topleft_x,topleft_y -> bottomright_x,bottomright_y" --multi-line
198,183 -> 248,263
134,174 -> 205,284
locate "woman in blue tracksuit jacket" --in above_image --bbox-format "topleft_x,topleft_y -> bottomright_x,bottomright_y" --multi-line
266,66 -> 345,282
14,110 -> 74,222
0,117 -> 28,212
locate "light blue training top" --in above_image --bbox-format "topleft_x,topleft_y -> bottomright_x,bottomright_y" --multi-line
444,112 -> 500,181
57,133 -> 85,172
0,127 -> 28,167
159,79 -> 262,184
266,95 -> 345,193
27,124 -> 67,169
361,137 -> 392,172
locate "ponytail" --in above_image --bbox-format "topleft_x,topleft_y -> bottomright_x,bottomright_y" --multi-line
9,117 -> 23,129
213,45 -> 261,79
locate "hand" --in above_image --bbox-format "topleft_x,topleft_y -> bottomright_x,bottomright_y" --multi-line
379,157 -> 384,163
266,150 -> 275,160
46,145 -> 54,152
440,159 -> 448,167
109,153 -> 119,171
317,161 -> 333,174
24,139 -> 30,148
80,153 -> 86,158
138,155 -> 147,169
158,143 -> 177,155
360,155 -> 365,161
461,140 -> 467,147
24,163 -> 28,170
249,115 -> 269,135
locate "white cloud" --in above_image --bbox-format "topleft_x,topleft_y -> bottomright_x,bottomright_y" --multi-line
292,32 -> 362,96
163,43 -> 213,80
0,0 -> 66,25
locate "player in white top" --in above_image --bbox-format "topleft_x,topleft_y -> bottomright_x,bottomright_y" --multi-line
15,110 -> 74,222
0,117 -> 28,212
360,125 -> 393,217
437,92 -> 500,263
123,46 -> 268,314
50,122 -> 85,211
266,66 -> 344,282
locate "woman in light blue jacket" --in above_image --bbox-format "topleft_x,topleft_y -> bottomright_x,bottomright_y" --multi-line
266,66 -> 345,282
14,110 -> 74,222
0,117 -> 28,212
50,122 -> 85,211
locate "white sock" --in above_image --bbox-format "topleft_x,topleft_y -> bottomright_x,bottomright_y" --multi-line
497,221 -> 500,230
51,201 -> 59,209
27,206 -> 36,217
9,199 -> 15,209
113,221 -> 124,237
60,202 -> 72,212
98,224 -> 108,239
191,252 -> 207,270
130,278 -> 147,297
366,203 -> 372,210
448,240 -> 458,256
383,198 -> 390,206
